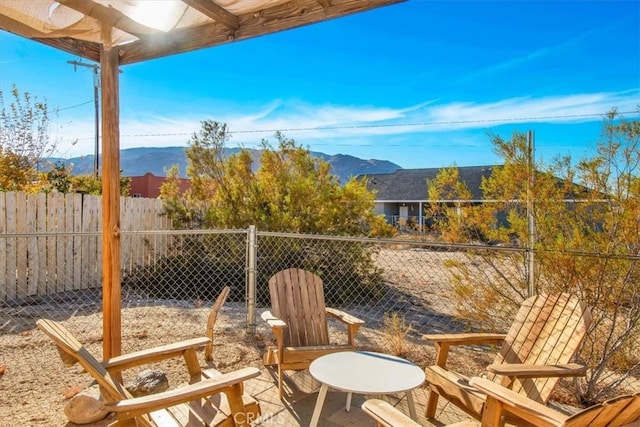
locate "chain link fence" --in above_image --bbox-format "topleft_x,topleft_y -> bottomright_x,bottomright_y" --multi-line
0,231 -> 521,387
0,228 -> 527,349
251,231 -> 526,364
2,227 -> 638,424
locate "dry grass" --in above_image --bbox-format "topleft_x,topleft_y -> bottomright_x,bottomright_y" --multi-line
0,246 -> 591,425
0,304 -> 264,426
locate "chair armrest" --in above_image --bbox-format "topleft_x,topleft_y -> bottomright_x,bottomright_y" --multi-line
469,377 -> 565,427
260,311 -> 287,366
261,310 -> 286,329
102,337 -> 211,371
362,399 -> 421,427
326,307 -> 364,347
325,307 -> 365,325
487,363 -> 587,379
104,367 -> 261,419
422,333 -> 506,346
423,333 -> 506,368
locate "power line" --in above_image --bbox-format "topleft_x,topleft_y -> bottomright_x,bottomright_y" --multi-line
0,99 -> 93,119
57,100 -> 93,112
231,110 -> 638,134
67,109 -> 638,141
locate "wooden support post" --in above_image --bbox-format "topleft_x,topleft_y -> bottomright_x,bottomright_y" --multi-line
100,25 -> 122,361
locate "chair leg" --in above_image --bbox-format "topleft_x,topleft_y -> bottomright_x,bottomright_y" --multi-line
226,383 -> 250,427
481,395 -> 506,427
425,386 -> 439,419
278,364 -> 284,400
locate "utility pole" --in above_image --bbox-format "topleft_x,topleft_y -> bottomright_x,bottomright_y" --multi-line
68,60 -> 100,177
526,130 -> 536,297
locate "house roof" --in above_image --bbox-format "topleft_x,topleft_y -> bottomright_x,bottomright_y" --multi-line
359,165 -> 498,201
0,0 -> 403,65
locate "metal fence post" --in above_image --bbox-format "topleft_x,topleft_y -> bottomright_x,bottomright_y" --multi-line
527,130 -> 536,298
246,225 -> 257,334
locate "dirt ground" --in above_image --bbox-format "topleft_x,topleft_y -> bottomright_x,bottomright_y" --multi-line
0,248 -> 586,426
1,303 -> 583,427
0,299 -> 496,426
0,303 -> 268,426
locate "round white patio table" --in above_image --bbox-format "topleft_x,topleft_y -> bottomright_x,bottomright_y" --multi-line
308,351 -> 425,427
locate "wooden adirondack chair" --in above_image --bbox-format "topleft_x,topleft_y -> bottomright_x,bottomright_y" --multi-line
37,318 -> 261,427
362,379 -> 640,427
423,293 -> 592,424
472,376 -> 640,427
204,286 -> 231,362
362,399 -> 425,427
261,268 -> 365,399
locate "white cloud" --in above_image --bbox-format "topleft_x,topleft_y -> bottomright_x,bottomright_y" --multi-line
422,91 -> 639,130
52,89 -> 639,158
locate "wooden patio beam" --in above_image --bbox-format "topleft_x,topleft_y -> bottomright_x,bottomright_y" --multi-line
119,0 -> 402,64
34,37 -> 102,62
0,13 -> 101,62
181,0 -> 240,30
100,24 -> 122,361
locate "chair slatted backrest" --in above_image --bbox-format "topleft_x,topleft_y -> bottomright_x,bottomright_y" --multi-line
609,393 -> 640,426
564,393 -> 640,427
268,268 -> 329,347
36,319 -> 132,402
488,293 -> 592,404
205,286 -> 230,362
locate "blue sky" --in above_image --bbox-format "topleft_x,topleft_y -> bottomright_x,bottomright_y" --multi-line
0,0 -> 639,170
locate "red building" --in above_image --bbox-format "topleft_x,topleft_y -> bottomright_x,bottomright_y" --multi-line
128,173 -> 191,198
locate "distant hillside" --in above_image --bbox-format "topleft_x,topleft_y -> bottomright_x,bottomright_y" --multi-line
54,146 -> 401,184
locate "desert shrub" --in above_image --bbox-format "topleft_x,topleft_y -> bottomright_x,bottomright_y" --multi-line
433,111 -> 640,403
123,233 -> 247,302
382,311 -> 413,357
153,120 -> 393,307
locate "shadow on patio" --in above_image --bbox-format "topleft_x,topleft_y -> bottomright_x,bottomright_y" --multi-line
239,367 -> 465,427
83,365 -> 467,427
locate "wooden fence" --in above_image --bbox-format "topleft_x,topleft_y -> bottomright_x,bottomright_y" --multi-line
0,192 -> 171,303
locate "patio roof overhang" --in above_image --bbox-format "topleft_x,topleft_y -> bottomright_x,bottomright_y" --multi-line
0,0 -> 404,360
0,0 -> 403,65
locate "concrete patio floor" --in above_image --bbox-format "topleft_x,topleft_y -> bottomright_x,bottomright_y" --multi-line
244,367 -> 470,426
85,365 -> 472,426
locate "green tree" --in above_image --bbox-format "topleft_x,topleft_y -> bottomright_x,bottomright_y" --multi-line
45,162 -> 73,193
151,121 -> 393,304
432,111 -> 640,404
160,165 -> 206,228
0,86 -> 56,191
70,173 -> 102,194
70,172 -> 131,196
166,120 -> 393,237
426,165 -> 476,241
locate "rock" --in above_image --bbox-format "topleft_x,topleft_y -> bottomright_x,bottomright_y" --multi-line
126,369 -> 169,397
64,384 -> 108,425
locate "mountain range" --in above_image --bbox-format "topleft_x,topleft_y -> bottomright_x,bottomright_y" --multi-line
55,146 -> 402,183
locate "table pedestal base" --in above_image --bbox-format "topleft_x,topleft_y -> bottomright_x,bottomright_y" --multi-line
309,384 -> 417,427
